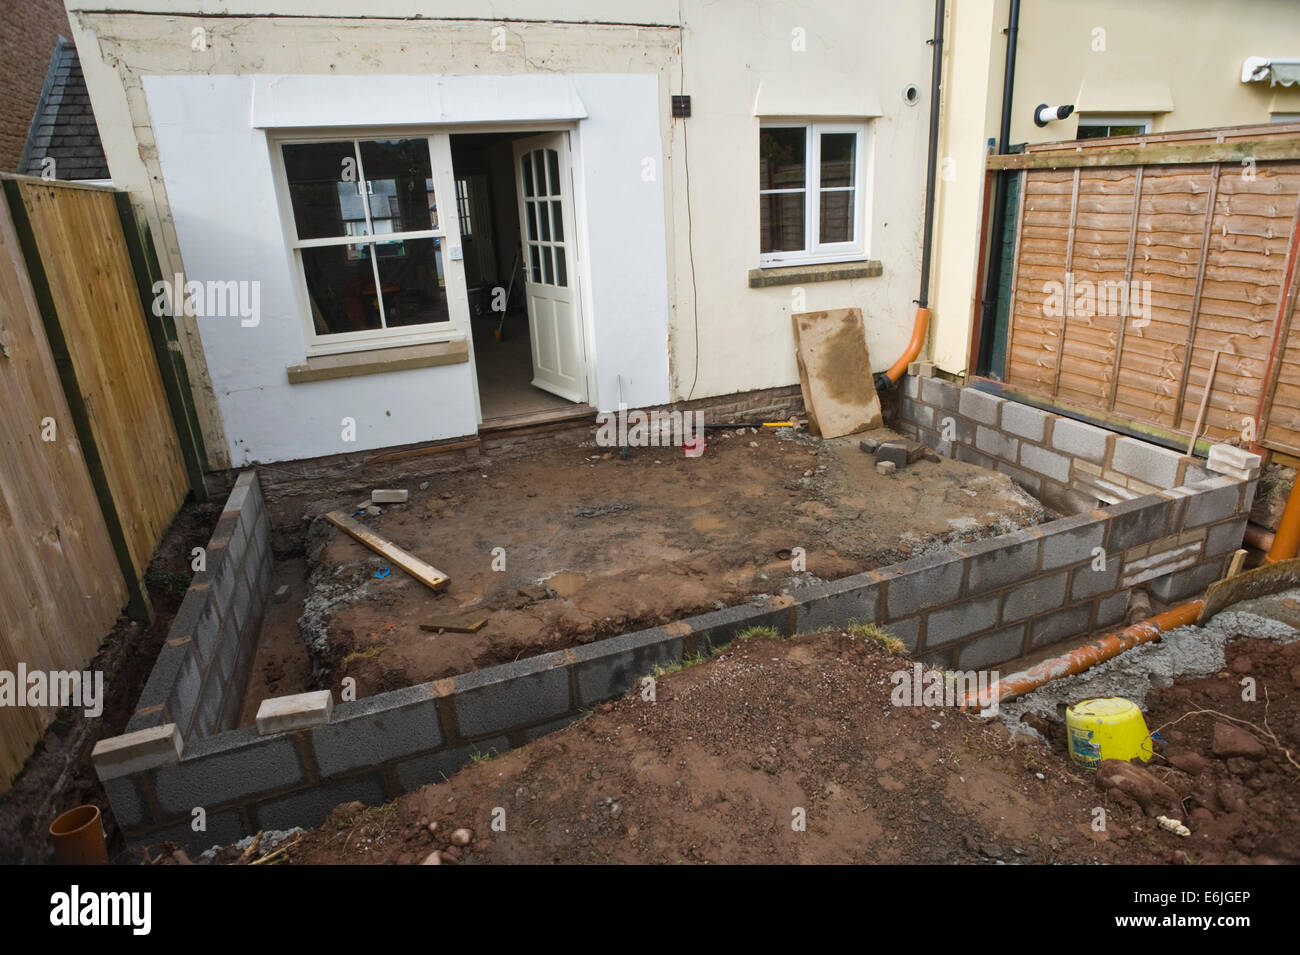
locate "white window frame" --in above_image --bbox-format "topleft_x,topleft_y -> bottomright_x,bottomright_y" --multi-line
759,120 -> 871,268
1075,114 -> 1153,138
269,129 -> 467,357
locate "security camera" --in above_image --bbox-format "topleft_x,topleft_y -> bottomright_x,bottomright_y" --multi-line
1034,103 -> 1075,127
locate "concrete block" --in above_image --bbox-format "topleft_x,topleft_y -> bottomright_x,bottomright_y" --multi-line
1001,572 -> 1068,622
882,616 -> 922,652
523,713 -> 587,742
1040,513 -> 1106,570
903,375 -> 919,399
1020,443 -> 1071,483
954,444 -> 996,470
1204,516 -> 1248,558
1000,402 -> 1049,442
1096,591 -> 1129,628
793,572 -> 880,632
257,690 -> 334,735
1111,437 -> 1183,489
882,552 -> 965,619
93,724 -> 183,781
915,427 -> 953,458
975,425 -> 1019,463
1106,496 -> 1172,552
572,627 -> 685,706
956,625 -> 1026,670
452,651 -> 572,738
1147,561 -> 1222,603
371,488 -> 409,503
1183,480 -> 1243,528
1030,603 -> 1093,649
1070,559 -> 1120,600
312,686 -> 443,775
908,360 -> 936,378
126,809 -> 248,854
1121,543 -> 1202,587
396,737 -> 510,790
152,731 -> 303,815
995,459 -> 1042,495
924,594 -> 999,647
921,376 -> 959,411
192,666 -> 226,737
252,773 -> 388,833
1050,416 -> 1113,464
959,388 -> 1005,426
963,531 -> 1041,594
684,600 -> 794,651
1207,445 -> 1262,475
899,398 -> 934,428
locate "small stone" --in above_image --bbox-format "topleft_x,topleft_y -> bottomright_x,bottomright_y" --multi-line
749,441 -> 758,448
449,827 -> 472,846
273,584 -> 290,603
1212,722 -> 1265,759
1230,656 -> 1253,674
859,438 -> 880,454
427,821 -> 438,834
876,460 -> 897,476
421,850 -> 442,865
1166,750 -> 1212,776
419,482 -> 430,491
440,845 -> 462,863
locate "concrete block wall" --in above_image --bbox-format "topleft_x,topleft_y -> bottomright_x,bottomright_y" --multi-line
899,377 -> 1215,514
95,384 -> 1256,850
124,470 -> 273,740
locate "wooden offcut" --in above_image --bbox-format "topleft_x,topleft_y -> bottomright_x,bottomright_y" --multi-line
419,614 -> 488,634
324,511 -> 450,592
791,308 -> 883,438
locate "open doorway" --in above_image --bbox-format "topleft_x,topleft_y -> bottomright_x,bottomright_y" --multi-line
451,130 -> 589,425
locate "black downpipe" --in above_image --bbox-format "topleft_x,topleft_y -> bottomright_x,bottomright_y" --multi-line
975,0 -> 1021,377
876,0 -> 945,393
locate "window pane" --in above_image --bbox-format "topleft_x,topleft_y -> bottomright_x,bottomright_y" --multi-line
374,237 -> 450,327
539,201 -> 551,241
759,127 -> 806,190
542,246 -> 554,284
521,155 -> 535,197
534,153 -> 547,197
819,189 -> 854,244
547,149 -> 561,196
760,192 -> 805,253
1076,125 -> 1109,139
529,244 -> 542,282
820,133 -> 856,188
554,246 -> 567,287
358,139 -> 434,234
283,141 -> 363,240
551,200 -> 563,241
300,244 -> 383,334
525,201 -> 538,241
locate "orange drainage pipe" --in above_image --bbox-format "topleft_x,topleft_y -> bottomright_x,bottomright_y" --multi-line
962,600 -> 1204,709
881,306 -> 932,385
1265,477 -> 1300,563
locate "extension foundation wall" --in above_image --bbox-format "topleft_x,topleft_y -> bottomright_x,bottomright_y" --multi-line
93,381 -> 1256,851
122,470 -> 272,741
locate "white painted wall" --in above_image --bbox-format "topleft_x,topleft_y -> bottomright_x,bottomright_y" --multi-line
145,72 -> 669,464
71,3 -> 934,465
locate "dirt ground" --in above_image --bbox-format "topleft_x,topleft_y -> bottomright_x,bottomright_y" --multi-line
246,427 -> 1045,705
222,621 -> 1297,866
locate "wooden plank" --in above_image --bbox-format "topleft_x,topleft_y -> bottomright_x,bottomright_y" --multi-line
419,615 -> 488,634
1170,164 -> 1221,429
324,511 -> 450,592
1106,166 -> 1143,410
988,138 -> 1300,171
1051,169 -> 1081,397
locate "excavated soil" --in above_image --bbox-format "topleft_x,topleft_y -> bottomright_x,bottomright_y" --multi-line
226,623 -> 1296,866
255,428 -> 1044,700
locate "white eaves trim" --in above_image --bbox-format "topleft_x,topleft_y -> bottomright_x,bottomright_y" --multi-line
250,74 -> 589,128
1242,56 -> 1300,86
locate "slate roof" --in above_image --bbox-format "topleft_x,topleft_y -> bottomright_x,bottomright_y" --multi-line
21,39 -> 110,181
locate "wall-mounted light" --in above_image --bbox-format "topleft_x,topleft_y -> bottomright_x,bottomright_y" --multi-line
1033,103 -> 1075,127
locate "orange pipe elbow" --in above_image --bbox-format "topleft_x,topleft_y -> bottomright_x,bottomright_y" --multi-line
885,306 -> 932,383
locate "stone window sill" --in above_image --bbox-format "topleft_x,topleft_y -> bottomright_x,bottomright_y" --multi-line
286,339 -> 469,384
748,259 -> 883,288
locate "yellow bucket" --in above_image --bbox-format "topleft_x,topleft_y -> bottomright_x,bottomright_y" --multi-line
1065,697 -> 1153,769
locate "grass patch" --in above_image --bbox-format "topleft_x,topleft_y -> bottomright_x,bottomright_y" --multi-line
340,644 -> 388,670
848,623 -> 906,656
469,746 -> 500,764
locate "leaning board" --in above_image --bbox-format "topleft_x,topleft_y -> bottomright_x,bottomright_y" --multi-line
791,307 -> 883,438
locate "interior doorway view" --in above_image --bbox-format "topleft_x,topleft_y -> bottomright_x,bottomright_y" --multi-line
450,130 -> 589,425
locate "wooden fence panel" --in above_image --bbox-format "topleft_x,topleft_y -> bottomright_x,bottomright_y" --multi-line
999,124 -> 1300,454
13,180 -> 188,582
0,190 -> 126,792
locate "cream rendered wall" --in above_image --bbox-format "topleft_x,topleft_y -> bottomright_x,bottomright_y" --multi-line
931,0 -> 1300,377
67,2 -> 936,464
